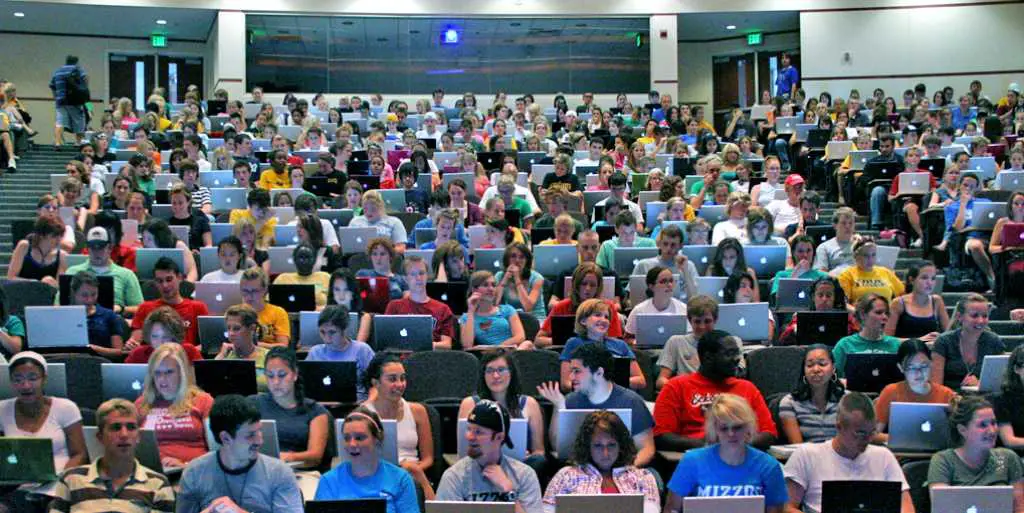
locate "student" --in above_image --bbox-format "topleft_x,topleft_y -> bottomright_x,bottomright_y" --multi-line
707,238 -> 760,301
537,262 -> 623,347
349,190 -> 408,252
812,207 -> 860,274
874,339 -> 956,443
885,262 -> 949,342
176,395 -> 303,512
723,271 -> 775,338
67,226 -> 145,316
932,293 -> 1004,390
141,218 -> 199,282
541,153 -> 583,202
783,393 -> 915,513
779,345 -> 847,443
663,394 -> 788,513
239,267 -> 291,347
560,298 -> 644,391
832,293 -> 903,378
750,156 -> 784,207
136,343 -> 213,468
537,343 -> 656,468
460,270 -> 531,350
995,345 -> 1024,449
533,189 -> 584,234
306,305 -> 375,401
200,236 -> 245,283
494,243 -> 546,321
747,206 -> 792,264
945,171 -> 996,289
625,266 -> 688,342
124,306 -> 203,364
50,399 -> 175,513
70,270 -> 124,359
782,191 -> 826,241
272,243 -> 330,309
495,175 -> 535,229
383,255 -> 455,349
254,347 -> 330,469
326,269 -> 373,346
215,304 -> 270,392
648,196 -> 696,240
711,191 -> 752,244
128,258 -> 209,350
257,149 -> 292,190
6,215 -> 66,287
593,172 -> 645,229
885,146 -> 935,245
313,407 -> 421,513
229,188 -> 277,250
837,238 -> 905,305
167,184 -> 213,251
766,174 -> 805,235
595,211 -> 655,271
657,295 -> 719,389
233,217 -> 271,276
356,237 -> 408,300
770,235 -> 829,300
777,276 -> 858,345
396,163 -> 429,215
631,224 -> 699,302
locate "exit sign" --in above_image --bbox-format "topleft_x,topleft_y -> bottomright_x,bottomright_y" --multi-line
151,34 -> 167,48
747,32 -> 763,46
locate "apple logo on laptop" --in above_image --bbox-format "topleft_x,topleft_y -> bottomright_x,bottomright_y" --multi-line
322,376 -> 332,386
920,421 -> 932,433
226,197 -> 233,204
701,256 -> 708,264
493,261 -> 501,268
288,295 -> 296,302
912,180 -> 919,187
6,454 -> 16,465
1019,232 -> 1024,240
718,290 -> 724,298
966,505 -> 978,513
872,368 -> 880,377
989,212 -> 997,219
440,294 -> 448,301
215,294 -> 223,302
632,258 -> 640,266
818,325 -> 826,333
759,257 -> 768,265
214,179 -> 222,186
131,380 -> 142,391
287,258 -> 294,264
399,329 -> 408,337
797,290 -> 806,299
356,236 -> 364,244
292,235 -> 299,243
737,317 -> 746,327
657,326 -> 665,334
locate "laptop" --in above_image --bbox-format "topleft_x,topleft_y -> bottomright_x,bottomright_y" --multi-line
969,202 -> 1005,231
425,502 -> 514,513
683,496 -> 764,513
197,316 -> 227,355
193,282 -> 244,315
845,353 -> 902,393
634,314 -> 688,348
967,157 -> 998,181
583,191 -> 610,216
530,164 -> 555,186
875,245 -> 900,270
193,360 -> 257,397
373,315 -> 434,352
273,224 -> 300,246
775,279 -> 815,312
101,363 -> 148,401
696,276 -> 727,301
378,189 -> 407,213
862,161 -> 899,181
697,205 -> 728,224
805,225 -> 836,246
826,141 -> 853,161
897,172 -> 931,195
887,402 -> 951,452
268,284 -> 318,313
298,310 -> 359,347
265,246 -> 295,273
355,275 -> 390,314
744,245 -> 787,277
776,116 -> 799,134
564,276 -> 614,301
717,303 -> 771,342
135,248 -> 186,280
550,315 -> 576,346
208,223 -> 234,245
680,245 -> 717,275
318,209 -> 355,230
533,244 -> 578,279
848,150 -> 880,171
920,158 -> 947,179
24,305 -> 88,349
997,170 -> 1024,191
338,227 -> 378,254
820,480 -> 901,513
456,418 -> 528,461
612,247 -> 659,276
795,312 -> 850,346
930,486 -> 1014,513
426,282 -> 468,316
298,361 -> 357,403
210,187 -> 248,211
794,123 -> 815,142
473,248 -> 505,272
516,151 -> 546,173
335,418 -> 398,464
970,354 -> 1011,395
305,499 -> 387,513
199,170 -> 235,188
0,363 -> 67,399
556,409 -> 632,459
0,438 -> 56,485
557,495 -> 645,513
806,129 -> 830,149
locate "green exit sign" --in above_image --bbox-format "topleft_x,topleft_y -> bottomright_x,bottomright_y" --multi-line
747,32 -> 763,46
151,34 -> 167,48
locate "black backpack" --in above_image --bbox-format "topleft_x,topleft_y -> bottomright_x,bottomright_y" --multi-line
64,67 -> 90,106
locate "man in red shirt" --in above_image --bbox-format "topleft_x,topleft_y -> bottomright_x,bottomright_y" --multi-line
126,257 -> 210,348
653,330 -> 777,451
383,255 -> 454,349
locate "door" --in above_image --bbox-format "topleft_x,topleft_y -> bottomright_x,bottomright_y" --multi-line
108,54 -> 155,109
758,50 -> 801,100
158,56 -> 204,104
712,53 -> 755,133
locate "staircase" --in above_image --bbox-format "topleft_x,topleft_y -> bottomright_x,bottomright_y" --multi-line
0,145 -> 66,276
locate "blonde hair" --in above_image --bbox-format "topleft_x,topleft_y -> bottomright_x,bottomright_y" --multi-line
574,298 -> 610,336
96,398 -> 138,432
703,393 -> 757,443
139,343 -> 202,416
554,214 -> 575,231
361,189 -> 384,208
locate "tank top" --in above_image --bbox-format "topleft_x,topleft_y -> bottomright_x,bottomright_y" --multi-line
366,399 -> 419,463
894,295 -> 940,339
19,245 -> 60,281
757,181 -> 780,206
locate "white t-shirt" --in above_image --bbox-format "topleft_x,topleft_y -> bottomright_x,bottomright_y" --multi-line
783,441 -> 909,513
0,397 -> 82,472
711,218 -> 748,245
625,297 -> 687,335
200,269 -> 244,283
289,218 -> 339,249
349,215 -> 408,245
766,199 -> 801,235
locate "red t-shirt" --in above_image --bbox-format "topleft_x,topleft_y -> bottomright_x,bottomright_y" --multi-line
541,298 -> 623,338
384,297 -> 455,342
130,298 -> 210,347
135,392 -> 214,464
653,372 -> 777,439
125,342 -> 203,364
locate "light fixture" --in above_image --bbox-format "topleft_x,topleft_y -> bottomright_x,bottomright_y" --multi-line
726,24 -> 737,30
13,12 -> 24,17
156,19 -> 167,25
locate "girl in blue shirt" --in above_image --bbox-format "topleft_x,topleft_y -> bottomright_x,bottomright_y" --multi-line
459,270 -> 530,350
560,298 -> 645,392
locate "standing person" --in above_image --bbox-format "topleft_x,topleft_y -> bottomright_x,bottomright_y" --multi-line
176,395 -> 304,513
49,55 -> 89,148
776,52 -> 799,99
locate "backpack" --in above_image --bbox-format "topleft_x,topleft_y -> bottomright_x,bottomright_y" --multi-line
64,67 -> 90,106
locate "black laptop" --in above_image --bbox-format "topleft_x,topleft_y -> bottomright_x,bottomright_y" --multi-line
862,161 -> 899,181
268,284 -> 318,313
845,353 -> 902,393
304,176 -> 341,197
672,157 -> 696,177
426,281 -> 468,316
297,361 -> 357,403
59,273 -> 115,310
305,499 -> 386,513
821,480 -> 901,513
351,175 -> 381,191
477,152 -> 504,172
550,315 -> 576,347
806,129 -> 830,149
805,225 -> 837,247
796,312 -> 850,346
530,227 -> 555,246
193,360 -> 257,397
919,158 -> 947,179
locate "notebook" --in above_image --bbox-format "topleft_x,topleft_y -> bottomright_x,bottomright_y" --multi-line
533,244 -> 579,279
372,315 -> 434,352
426,281 -> 468,316
716,303 -> 771,342
844,353 -> 902,393
795,312 -> 850,346
338,227 -> 378,255
887,402 -> 951,452
101,363 -> 149,401
557,494 -> 645,513
24,305 -> 88,348
135,248 -> 186,280
268,284 -> 317,313
193,282 -> 244,315
820,480 -> 901,513
683,497 -> 764,513
0,438 -> 56,484
298,361 -> 357,403
634,314 -> 688,348
930,486 -> 1014,513
192,360 -> 257,397
775,279 -> 816,312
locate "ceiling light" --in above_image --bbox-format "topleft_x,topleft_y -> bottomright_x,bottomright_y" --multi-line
156,19 -> 167,25
726,25 -> 737,30
13,12 -> 24,18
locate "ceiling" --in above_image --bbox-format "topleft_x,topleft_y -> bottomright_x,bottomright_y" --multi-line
0,1 -> 216,41
677,10 -> 799,41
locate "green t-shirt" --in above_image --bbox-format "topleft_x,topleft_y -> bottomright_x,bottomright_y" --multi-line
926,447 -> 1023,487
770,268 -> 831,296
595,235 -> 657,271
66,261 -> 144,308
832,333 -> 903,378
689,179 -> 734,201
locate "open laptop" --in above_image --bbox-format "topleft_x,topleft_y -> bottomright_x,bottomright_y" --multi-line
473,248 -> 505,272
0,363 -> 67,399
273,224 -> 300,246
101,363 -> 148,401
887,402 -> 951,452
335,418 -> 398,464
930,486 -> 1014,513
826,141 -> 853,161
338,227 -> 378,255
305,499 -> 387,513
24,305 -> 88,349
197,316 -> 227,355
193,360 -> 257,397
875,245 -> 900,270
268,284 -> 317,313
356,276 -> 390,314
696,276 -> 727,301
969,202 -> 1005,231
613,247 -> 659,276
556,409 -> 632,459
135,248 -> 186,280
920,158 -> 947,179
425,502 -> 514,513
557,495 -> 645,513
298,361 -> 357,403
744,245 -> 787,278
964,354 -> 1010,395
565,276 -> 614,300
774,278 -> 816,312
680,245 -> 717,275
318,209 -> 355,230
845,353 -> 902,393
683,496 -> 764,513
550,315 -> 576,346
209,223 -> 234,245
697,205 -> 728,224
996,170 -> 1024,191
820,480 -> 901,513
897,172 -> 931,196
848,150 -> 880,171
716,303 -> 771,342
298,310 -> 359,347
378,189 -> 407,213
634,314 -> 688,348
426,281 -> 468,316
967,156 -> 998,182
862,161 -> 899,181
533,244 -> 578,279
373,315 -> 434,352
193,282 -> 244,315
210,187 -> 248,211
795,312 -> 850,346
805,225 -> 836,246
806,129 -> 830,149
0,438 -> 56,485
456,418 -> 528,461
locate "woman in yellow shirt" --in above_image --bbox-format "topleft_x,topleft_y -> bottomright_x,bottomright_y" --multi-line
838,238 -> 905,306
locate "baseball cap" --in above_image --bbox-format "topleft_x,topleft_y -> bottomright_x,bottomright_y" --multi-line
467,400 -> 513,448
784,174 -> 806,187
1009,83 -> 1021,95
86,226 -> 111,247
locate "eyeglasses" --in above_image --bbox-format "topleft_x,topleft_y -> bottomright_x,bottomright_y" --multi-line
484,367 -> 510,376
905,364 -> 931,375
656,277 -> 676,285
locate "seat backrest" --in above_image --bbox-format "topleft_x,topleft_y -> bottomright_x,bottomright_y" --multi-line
635,349 -> 657,402
519,312 -> 540,343
902,460 -> 930,513
745,346 -> 805,398
508,349 -> 560,395
403,350 -> 478,402
44,353 -> 111,411
392,212 -> 425,235
420,402 -> 447,484
0,279 -> 58,319
766,392 -> 788,444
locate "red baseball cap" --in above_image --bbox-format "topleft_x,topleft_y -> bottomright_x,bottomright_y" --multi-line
784,174 -> 805,187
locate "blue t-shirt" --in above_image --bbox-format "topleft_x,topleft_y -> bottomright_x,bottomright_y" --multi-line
494,269 -> 547,320
86,305 -> 123,348
409,217 -> 469,246
565,384 -> 654,435
314,460 -> 421,513
775,65 -> 799,97
944,197 -> 991,239
306,340 -> 376,401
667,445 -> 788,506
560,336 -> 636,361
459,304 -> 518,346
355,269 -> 408,300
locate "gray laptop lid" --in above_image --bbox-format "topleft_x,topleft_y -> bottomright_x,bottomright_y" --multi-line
716,303 -> 771,342
25,305 -> 88,348
197,315 -> 227,355
266,246 -> 297,274
456,418 -> 528,461
0,363 -> 67,399
696,276 -> 728,301
198,246 -> 219,276
897,172 -> 931,195
373,315 -> 434,352
0,437 -> 56,484
996,170 -> 1024,191
199,170 -> 235,188
533,244 -> 578,278
336,418 -> 398,464
745,245 -> 787,277
210,187 -> 248,211
875,245 -> 900,270
338,227 -> 378,254
101,363 -> 148,401
473,248 -> 506,272
967,157 -> 998,181
193,282 -> 243,315
209,223 -> 233,245
775,278 -> 816,311
379,189 -> 407,213
698,205 -> 728,224
930,485 -> 1014,513
680,245 -> 717,275
613,247 -> 659,276
887,402 -> 951,452
969,202 -> 1005,231
556,409 -> 632,459
318,209 -> 355,230
136,248 -> 186,280
848,150 -> 880,171
976,354 -> 1010,395
556,494 -> 645,513
683,496 -> 765,513
273,224 -> 300,246
635,314 -> 689,348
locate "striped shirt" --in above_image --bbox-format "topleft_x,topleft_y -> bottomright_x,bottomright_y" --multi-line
188,184 -> 212,208
778,393 -> 844,443
49,458 -> 175,513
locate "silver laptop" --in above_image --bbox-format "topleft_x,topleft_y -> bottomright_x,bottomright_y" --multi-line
530,164 -> 555,186
627,274 -> 683,304
930,486 -> 1013,513
136,248 -> 187,280
637,190 -> 660,211
378,189 -> 407,213
696,276 -> 727,301
299,310 -> 359,347
744,245 -> 787,277
556,408 -> 632,459
775,278 -> 816,312
101,363 -> 148,401
199,170 -> 235,188
24,305 -> 88,348
583,191 -> 610,216
268,206 -> 296,225
258,419 -> 281,458
441,172 -> 476,199
716,303 -> 771,342
681,245 -> 717,275
433,151 -> 459,168
969,202 -> 1006,231
826,141 -> 853,161
565,276 -> 614,300
556,494 -> 644,513
198,246 -> 220,275
336,418 -> 398,464
425,503 -> 514,513
697,205 -> 728,224
613,247 -> 659,276
898,172 -> 931,196
209,223 -> 234,245
775,116 -> 799,134
683,496 -> 764,513
967,156 -> 998,182
210,187 -> 248,211
887,402 -> 951,452
154,174 -> 181,191
338,227 -> 378,255
534,244 -> 578,279
0,362 -> 66,399
875,245 -> 900,269
273,224 -> 300,246
318,209 -> 355,230
794,123 -> 814,142
634,314 -> 688,348
976,354 -> 1010,395
193,282 -> 243,315
473,248 -> 505,272
645,201 -> 668,224
456,418 -> 528,461
996,170 -> 1024,191
467,225 -> 488,250
151,204 -> 173,220
373,315 -> 434,352
848,150 -> 880,171
59,206 -> 77,227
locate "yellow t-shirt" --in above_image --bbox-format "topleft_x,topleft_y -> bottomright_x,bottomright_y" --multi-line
256,303 -> 291,346
272,272 -> 331,307
229,209 -> 278,249
539,239 -> 577,246
838,265 -> 906,304
258,169 -> 291,190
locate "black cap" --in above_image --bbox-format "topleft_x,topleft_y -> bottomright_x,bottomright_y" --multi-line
468,400 -> 513,448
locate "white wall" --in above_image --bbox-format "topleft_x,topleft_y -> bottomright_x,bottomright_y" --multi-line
800,3 -> 1024,103
0,33 -> 209,145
